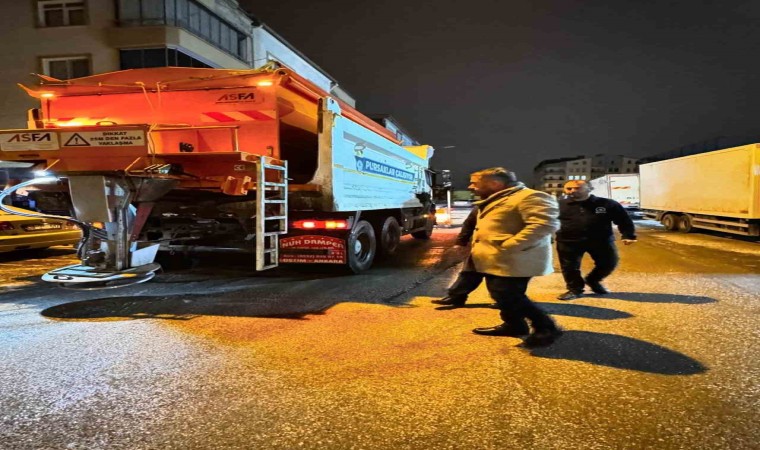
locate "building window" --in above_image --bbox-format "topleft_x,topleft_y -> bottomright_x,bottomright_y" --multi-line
41,55 -> 91,79
116,0 -> 248,61
120,48 -> 212,69
37,1 -> 86,27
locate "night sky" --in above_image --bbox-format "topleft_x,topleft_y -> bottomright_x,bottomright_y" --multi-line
243,0 -> 760,187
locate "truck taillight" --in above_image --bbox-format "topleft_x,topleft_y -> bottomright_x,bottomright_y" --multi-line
292,219 -> 349,230
0,222 -> 14,231
297,220 -> 316,229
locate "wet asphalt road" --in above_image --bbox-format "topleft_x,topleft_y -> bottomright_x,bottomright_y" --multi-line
1,223 -> 758,449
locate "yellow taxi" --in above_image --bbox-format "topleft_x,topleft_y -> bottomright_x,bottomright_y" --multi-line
0,208 -> 81,253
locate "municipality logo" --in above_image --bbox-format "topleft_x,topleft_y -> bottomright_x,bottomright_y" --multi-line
353,143 -> 415,182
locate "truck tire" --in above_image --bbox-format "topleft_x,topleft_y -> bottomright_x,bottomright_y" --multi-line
677,214 -> 693,233
377,216 -> 401,256
347,220 -> 376,273
411,210 -> 435,240
661,214 -> 678,231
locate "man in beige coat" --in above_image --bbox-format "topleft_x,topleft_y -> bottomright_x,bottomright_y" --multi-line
468,167 -> 562,347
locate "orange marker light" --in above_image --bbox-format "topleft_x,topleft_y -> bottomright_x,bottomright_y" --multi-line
40,92 -> 55,99
293,219 -> 349,230
257,80 -> 274,87
325,221 -> 348,229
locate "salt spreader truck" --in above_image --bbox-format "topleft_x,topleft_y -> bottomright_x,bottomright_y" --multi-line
0,66 -> 437,287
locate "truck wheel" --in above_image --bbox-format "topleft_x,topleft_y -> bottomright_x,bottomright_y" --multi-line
677,214 -> 693,233
661,214 -> 678,231
347,220 -> 376,273
377,216 -> 401,256
411,211 -> 435,240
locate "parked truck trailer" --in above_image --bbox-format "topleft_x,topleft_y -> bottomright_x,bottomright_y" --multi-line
639,145 -> 760,237
0,65 -> 437,287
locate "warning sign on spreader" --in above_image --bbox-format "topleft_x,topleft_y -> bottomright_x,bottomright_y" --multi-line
279,235 -> 346,264
0,132 -> 59,151
61,130 -> 145,147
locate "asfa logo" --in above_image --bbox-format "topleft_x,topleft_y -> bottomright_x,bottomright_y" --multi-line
216,92 -> 255,103
595,207 -> 607,214
8,132 -> 52,143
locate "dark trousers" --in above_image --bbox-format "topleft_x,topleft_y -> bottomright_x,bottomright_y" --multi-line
447,270 -> 484,302
483,275 -> 555,331
447,255 -> 483,303
557,240 -> 619,293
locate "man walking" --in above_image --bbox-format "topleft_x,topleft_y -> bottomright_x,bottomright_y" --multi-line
467,167 -> 562,347
431,206 -> 483,307
556,180 -> 637,300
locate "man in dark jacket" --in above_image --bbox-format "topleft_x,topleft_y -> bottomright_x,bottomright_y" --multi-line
556,180 -> 637,300
431,207 -> 483,307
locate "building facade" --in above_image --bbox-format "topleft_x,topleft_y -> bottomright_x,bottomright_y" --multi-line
533,157 -> 581,198
533,154 -> 639,197
0,0 -> 354,129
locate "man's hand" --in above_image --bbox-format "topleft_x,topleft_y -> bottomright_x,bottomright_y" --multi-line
622,239 -> 637,246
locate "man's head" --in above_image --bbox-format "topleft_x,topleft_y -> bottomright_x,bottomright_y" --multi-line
468,167 -> 518,198
563,180 -> 592,200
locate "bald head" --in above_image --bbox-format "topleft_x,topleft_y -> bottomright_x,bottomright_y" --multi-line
564,180 -> 591,200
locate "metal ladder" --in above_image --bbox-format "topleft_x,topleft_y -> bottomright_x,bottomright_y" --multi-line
255,156 -> 288,271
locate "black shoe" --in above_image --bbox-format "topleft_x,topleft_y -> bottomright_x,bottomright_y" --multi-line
557,291 -> 583,300
523,328 -> 564,347
584,279 -> 610,294
431,296 -> 466,306
472,321 -> 530,337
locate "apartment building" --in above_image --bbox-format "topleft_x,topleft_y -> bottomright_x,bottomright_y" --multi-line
0,0 -> 354,129
533,154 -> 639,197
565,154 -> 639,182
533,156 -> 581,197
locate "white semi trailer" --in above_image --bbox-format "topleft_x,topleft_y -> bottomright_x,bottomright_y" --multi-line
589,174 -> 640,211
639,145 -> 760,237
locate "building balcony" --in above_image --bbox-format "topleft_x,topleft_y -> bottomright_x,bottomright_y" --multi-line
115,0 -> 249,63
